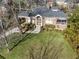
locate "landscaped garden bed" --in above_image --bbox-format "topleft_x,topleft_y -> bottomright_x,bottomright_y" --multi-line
42,25 -> 55,31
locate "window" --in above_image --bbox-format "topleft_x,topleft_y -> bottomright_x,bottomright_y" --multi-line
57,19 -> 66,24
57,19 -> 61,24
37,16 -> 41,25
62,20 -> 66,22
61,20 -> 66,24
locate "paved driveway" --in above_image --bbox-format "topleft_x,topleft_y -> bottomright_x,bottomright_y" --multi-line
0,27 -> 20,38
0,25 -> 41,38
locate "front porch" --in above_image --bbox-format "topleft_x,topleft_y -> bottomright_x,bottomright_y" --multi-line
35,15 -> 44,27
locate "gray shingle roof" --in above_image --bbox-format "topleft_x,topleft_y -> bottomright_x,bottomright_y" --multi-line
18,11 -> 29,16
18,7 -> 67,18
42,10 -> 67,17
32,7 -> 67,18
32,7 -> 49,16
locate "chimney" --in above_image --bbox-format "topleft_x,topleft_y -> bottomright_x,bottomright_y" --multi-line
47,0 -> 53,9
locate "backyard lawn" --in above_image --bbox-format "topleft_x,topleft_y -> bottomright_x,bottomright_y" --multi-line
1,31 -> 77,59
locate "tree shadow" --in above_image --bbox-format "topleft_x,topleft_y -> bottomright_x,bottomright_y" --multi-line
0,55 -> 5,59
9,33 -> 36,51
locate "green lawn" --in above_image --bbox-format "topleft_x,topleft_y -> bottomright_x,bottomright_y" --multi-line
1,31 -> 77,59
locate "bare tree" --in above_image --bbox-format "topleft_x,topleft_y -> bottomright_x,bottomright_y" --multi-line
1,17 -> 9,52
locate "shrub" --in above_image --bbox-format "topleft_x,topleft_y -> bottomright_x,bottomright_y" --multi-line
28,24 -> 35,30
42,25 -> 55,31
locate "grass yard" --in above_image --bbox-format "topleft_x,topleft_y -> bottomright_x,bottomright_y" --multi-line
1,31 -> 77,59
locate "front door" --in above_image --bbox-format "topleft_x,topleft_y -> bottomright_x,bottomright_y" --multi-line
37,16 -> 42,26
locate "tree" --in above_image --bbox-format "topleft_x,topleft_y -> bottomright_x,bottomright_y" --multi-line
64,7 -> 79,56
1,17 -> 10,52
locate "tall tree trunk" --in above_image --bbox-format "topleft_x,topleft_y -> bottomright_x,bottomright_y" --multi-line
1,17 -> 9,52
19,0 -> 21,12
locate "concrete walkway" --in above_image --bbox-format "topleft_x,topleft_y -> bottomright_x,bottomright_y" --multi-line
31,25 -> 41,33
26,25 -> 41,34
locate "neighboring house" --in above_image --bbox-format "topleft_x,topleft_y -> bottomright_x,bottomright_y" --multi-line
0,6 -> 7,15
56,0 -> 68,6
0,5 -> 7,17
56,0 -> 75,9
56,0 -> 69,8
18,6 -> 67,30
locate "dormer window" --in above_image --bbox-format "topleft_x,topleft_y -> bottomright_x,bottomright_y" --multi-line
51,9 -> 60,11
